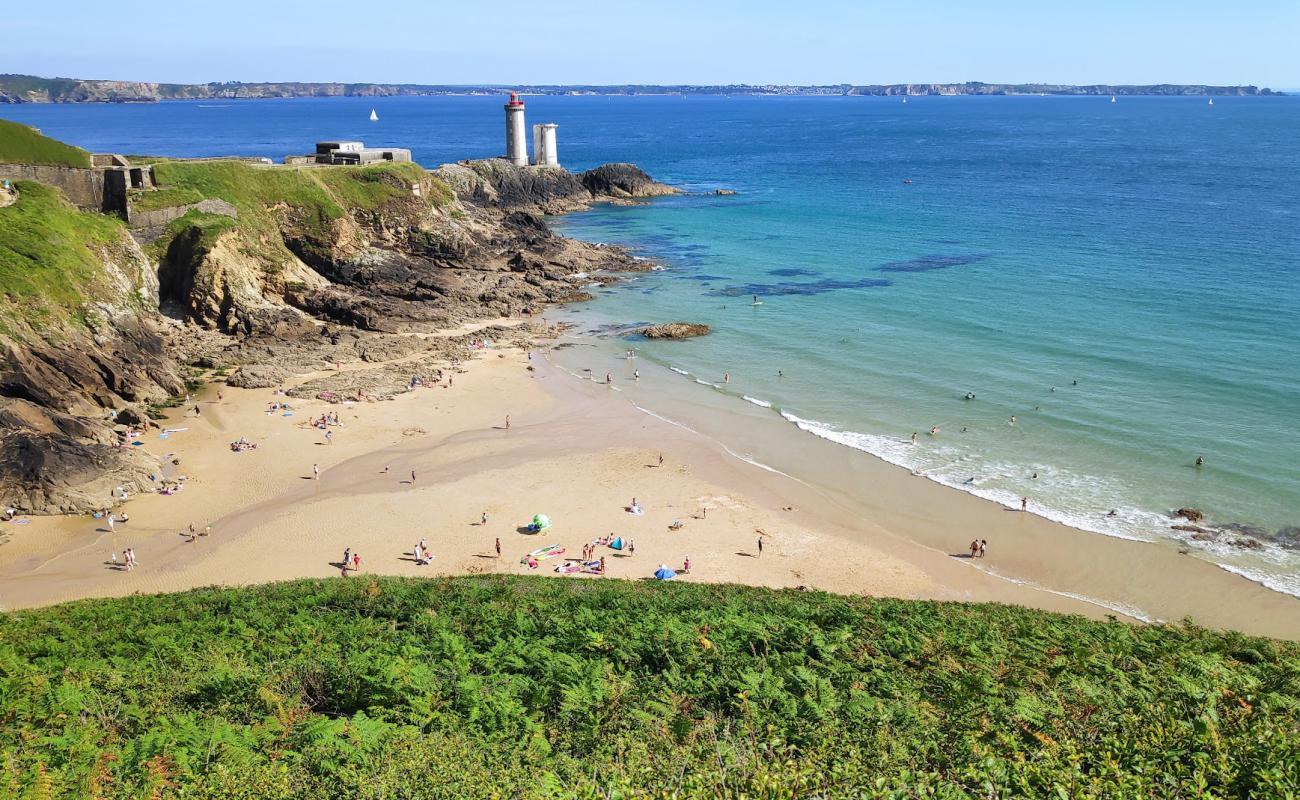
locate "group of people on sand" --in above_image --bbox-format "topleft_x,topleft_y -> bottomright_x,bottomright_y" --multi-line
158,476 -> 188,495
413,538 -> 433,565
229,437 -> 257,452
111,548 -> 138,571
968,539 -> 988,559
340,547 -> 362,575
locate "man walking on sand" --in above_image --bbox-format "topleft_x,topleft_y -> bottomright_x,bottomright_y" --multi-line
313,463 -> 320,481
495,538 -> 501,558
757,537 -> 764,556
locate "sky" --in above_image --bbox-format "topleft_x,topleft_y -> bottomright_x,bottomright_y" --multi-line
2,0 -> 1297,87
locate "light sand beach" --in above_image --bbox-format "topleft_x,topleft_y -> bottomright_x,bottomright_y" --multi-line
1,333 -> 1298,640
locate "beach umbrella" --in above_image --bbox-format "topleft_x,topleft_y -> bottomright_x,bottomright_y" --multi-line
610,537 -> 624,550
532,514 -> 552,529
654,565 -> 677,580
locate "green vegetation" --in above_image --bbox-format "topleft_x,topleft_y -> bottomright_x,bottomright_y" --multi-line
0,181 -> 128,329
129,186 -> 205,212
1,577 -> 1296,798
147,160 -> 449,267
0,118 -> 92,168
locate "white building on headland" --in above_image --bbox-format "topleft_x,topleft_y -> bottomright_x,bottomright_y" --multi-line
503,91 -> 559,167
532,123 -> 558,167
504,92 -> 529,166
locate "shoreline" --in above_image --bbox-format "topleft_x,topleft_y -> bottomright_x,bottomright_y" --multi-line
0,329 -> 1297,640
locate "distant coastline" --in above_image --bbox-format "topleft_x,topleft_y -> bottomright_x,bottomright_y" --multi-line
0,73 -> 1286,103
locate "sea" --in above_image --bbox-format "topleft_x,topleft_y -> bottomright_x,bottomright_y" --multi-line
4,93 -> 1298,597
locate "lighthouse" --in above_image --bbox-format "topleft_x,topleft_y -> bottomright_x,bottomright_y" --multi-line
504,92 -> 528,166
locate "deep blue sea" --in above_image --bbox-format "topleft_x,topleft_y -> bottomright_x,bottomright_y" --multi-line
5,94 -> 1298,595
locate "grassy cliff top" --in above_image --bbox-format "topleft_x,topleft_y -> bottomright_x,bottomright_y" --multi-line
1,576 -> 1296,798
0,118 -> 92,168
0,181 -> 130,334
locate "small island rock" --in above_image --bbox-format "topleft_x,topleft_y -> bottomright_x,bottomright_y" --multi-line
641,322 -> 711,340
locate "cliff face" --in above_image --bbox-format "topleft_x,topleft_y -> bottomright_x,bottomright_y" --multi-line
0,74 -> 1284,102
0,137 -> 672,513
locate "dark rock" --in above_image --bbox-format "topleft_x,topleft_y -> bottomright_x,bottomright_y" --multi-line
641,322 -> 711,339
0,430 -> 159,514
1174,507 -> 1204,523
226,364 -> 290,389
580,163 -> 678,199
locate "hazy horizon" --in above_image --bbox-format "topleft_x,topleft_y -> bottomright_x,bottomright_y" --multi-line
3,0 -> 1296,88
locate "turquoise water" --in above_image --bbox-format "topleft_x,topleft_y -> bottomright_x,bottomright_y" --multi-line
5,95 -> 1298,594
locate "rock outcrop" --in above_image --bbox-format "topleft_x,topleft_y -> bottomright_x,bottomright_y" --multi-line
580,163 -> 678,200
641,323 -> 711,339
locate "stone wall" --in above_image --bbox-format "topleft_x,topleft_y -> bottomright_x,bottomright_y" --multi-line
125,198 -> 238,229
0,163 -> 111,211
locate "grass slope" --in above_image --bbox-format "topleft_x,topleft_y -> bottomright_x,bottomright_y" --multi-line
148,159 -> 451,267
0,118 -> 91,168
0,181 -> 128,333
1,576 -> 1296,798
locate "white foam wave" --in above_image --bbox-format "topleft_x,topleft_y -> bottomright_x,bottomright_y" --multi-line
695,379 -> 722,389
742,395 -> 773,409
669,366 -> 690,376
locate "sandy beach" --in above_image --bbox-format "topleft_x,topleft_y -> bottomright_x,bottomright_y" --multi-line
2,329 -> 1298,640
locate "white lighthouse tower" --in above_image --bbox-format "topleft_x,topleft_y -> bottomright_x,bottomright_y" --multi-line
504,92 -> 528,166
532,123 -> 559,167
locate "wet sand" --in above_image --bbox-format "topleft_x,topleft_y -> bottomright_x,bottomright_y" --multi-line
1,338 -> 1298,640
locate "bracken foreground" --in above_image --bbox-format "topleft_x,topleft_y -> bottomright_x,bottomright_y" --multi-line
1,576 -> 1297,798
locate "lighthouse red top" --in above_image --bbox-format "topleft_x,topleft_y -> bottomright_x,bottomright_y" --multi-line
506,92 -> 524,107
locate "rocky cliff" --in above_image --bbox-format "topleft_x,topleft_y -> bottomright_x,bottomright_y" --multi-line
0,128 -> 675,513
1,74 -> 1286,102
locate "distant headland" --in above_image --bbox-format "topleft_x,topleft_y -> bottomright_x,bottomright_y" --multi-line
0,74 -> 1285,103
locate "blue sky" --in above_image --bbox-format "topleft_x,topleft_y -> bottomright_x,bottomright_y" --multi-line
3,0 -> 1297,86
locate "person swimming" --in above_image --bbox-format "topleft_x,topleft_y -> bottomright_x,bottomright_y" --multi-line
1195,456 -> 1205,467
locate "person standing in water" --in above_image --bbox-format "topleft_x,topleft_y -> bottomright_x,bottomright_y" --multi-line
723,372 -> 730,384
1021,497 -> 1028,512
911,432 -> 918,445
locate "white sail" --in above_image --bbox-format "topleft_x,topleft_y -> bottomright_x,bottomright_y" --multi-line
1111,95 -> 1117,103
369,109 -> 378,121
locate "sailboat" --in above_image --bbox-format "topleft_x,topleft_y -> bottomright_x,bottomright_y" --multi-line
902,96 -> 908,104
1208,98 -> 1214,106
369,108 -> 378,122
1110,95 -> 1117,103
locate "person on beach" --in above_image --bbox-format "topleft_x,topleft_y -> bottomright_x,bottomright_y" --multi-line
1021,497 -> 1028,512
187,527 -> 197,543
325,429 -> 333,445
495,538 -> 501,558
106,514 -> 115,533
382,465 -> 389,474
194,404 -> 201,417
353,552 -> 361,572
658,453 -> 664,467
970,539 -> 979,558
628,539 -> 635,555
481,511 -> 489,525
204,525 -> 211,537
757,537 -> 764,556
599,556 -> 606,574
343,548 -> 351,570
605,373 -> 613,384
313,464 -> 320,481
3,507 -> 15,521
911,432 -> 918,445
723,372 -> 730,384
634,369 -> 640,381
110,551 -> 118,568
979,540 -> 987,558
505,415 -> 510,430
410,470 -> 417,484
683,556 -> 691,573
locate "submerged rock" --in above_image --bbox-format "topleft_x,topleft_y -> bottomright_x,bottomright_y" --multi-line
641,322 -> 711,340
1173,507 -> 1204,523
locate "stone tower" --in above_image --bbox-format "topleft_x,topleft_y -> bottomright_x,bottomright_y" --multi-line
504,92 -> 528,166
532,123 -> 559,167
